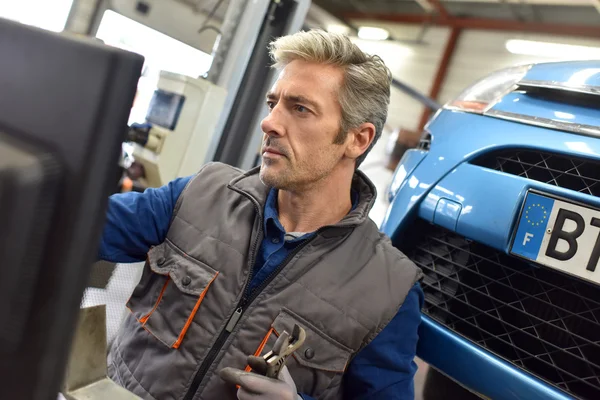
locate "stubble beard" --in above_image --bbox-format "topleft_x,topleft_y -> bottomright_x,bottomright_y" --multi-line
259,159 -> 291,189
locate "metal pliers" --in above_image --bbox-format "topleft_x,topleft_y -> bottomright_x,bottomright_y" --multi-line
261,324 -> 307,379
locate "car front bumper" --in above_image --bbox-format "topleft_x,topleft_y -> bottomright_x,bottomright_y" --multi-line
382,109 -> 600,400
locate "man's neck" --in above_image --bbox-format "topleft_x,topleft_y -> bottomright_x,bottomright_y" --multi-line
277,167 -> 354,233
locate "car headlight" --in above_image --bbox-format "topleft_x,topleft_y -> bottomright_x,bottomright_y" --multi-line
445,64 -> 532,114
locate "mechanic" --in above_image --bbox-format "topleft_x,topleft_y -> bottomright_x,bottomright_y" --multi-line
100,30 -> 423,400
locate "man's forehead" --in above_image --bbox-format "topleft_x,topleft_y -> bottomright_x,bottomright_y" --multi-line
276,61 -> 342,89
268,63 -> 342,103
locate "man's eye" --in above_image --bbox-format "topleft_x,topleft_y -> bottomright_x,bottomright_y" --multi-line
266,101 -> 275,109
295,105 -> 308,113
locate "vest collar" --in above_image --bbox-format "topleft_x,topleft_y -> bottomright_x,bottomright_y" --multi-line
227,166 -> 378,228
227,166 -> 270,207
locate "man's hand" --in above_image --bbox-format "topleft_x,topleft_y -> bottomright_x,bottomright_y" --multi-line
219,355 -> 301,400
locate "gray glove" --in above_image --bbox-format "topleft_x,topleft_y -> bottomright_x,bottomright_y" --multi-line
219,355 -> 301,400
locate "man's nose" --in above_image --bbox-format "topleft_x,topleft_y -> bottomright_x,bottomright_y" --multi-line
261,106 -> 285,137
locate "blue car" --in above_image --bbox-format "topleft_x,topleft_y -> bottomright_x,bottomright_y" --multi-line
382,61 -> 600,400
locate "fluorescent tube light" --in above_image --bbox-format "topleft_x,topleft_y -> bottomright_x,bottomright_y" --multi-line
506,39 -> 600,60
327,24 -> 351,35
358,27 -> 389,41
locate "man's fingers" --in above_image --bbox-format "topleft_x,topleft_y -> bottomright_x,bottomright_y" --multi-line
247,355 -> 268,376
219,367 -> 269,394
219,367 -> 245,388
238,386 -> 259,400
220,366 -> 298,400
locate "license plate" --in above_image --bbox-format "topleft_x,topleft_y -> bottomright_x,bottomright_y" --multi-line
511,191 -> 600,285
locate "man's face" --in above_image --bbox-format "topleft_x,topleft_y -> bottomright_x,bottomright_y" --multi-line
259,60 -> 348,191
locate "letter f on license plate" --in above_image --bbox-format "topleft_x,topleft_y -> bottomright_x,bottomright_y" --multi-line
512,192 -> 600,285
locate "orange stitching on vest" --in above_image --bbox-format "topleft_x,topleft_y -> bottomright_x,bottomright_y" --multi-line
172,272 -> 219,349
140,277 -> 170,325
243,327 -> 275,373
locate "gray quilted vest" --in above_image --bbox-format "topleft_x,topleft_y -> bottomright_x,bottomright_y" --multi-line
109,162 -> 422,400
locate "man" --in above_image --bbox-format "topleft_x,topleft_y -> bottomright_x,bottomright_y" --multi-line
101,30 -> 423,400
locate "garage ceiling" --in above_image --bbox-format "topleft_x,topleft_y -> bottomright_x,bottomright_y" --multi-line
314,0 -> 600,28
174,0 -> 230,22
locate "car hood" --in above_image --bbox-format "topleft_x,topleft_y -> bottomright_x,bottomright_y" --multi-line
486,61 -> 600,135
521,61 -> 600,89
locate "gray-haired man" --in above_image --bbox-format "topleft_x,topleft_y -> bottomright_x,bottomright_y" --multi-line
101,30 -> 423,400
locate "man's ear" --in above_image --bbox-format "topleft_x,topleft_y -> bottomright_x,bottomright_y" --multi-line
345,122 -> 376,161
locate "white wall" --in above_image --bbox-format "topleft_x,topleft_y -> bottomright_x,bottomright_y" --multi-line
112,0 -> 220,54
68,0 -> 220,54
0,0 -> 74,31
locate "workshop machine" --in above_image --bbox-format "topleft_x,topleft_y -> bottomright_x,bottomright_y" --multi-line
127,71 -> 227,188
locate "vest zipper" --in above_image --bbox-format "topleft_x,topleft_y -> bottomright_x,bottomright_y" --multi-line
182,195 -> 264,400
182,193 -> 319,399
222,237 -> 315,336
241,234 -> 316,307
225,307 -> 243,333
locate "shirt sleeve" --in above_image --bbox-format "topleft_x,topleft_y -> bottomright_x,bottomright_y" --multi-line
98,176 -> 192,263
343,283 -> 424,400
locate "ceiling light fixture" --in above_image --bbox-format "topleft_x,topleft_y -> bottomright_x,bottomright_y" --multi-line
505,39 -> 600,60
327,24 -> 351,36
358,27 -> 389,41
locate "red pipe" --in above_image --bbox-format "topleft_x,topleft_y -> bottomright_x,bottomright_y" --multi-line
342,11 -> 600,39
427,0 -> 450,20
418,27 -> 461,131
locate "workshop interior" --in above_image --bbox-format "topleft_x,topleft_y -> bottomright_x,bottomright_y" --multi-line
0,0 -> 599,399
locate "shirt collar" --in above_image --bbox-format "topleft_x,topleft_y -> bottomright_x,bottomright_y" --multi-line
263,188 -> 285,238
263,188 -> 359,240
229,166 -> 377,230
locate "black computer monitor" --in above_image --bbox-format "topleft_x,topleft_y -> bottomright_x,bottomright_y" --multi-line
0,18 -> 143,400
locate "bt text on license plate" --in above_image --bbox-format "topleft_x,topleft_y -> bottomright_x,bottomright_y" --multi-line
512,192 -> 600,285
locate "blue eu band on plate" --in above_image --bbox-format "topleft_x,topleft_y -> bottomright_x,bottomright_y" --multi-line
512,191 -> 600,285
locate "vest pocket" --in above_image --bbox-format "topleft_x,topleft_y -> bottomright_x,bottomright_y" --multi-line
256,309 -> 353,397
126,240 -> 218,349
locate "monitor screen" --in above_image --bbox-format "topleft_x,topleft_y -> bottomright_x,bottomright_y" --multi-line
145,89 -> 186,130
0,17 -> 143,400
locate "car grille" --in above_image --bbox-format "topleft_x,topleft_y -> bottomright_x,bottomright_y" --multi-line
404,220 -> 600,399
472,149 -> 600,197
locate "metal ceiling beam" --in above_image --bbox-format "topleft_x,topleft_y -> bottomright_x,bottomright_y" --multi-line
414,0 -> 435,13
341,11 -> 600,38
418,27 -> 461,131
427,0 -> 450,19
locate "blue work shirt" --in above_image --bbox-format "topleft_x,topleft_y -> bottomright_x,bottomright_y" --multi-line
249,188 -> 315,294
100,176 -> 424,400
250,188 -> 359,294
